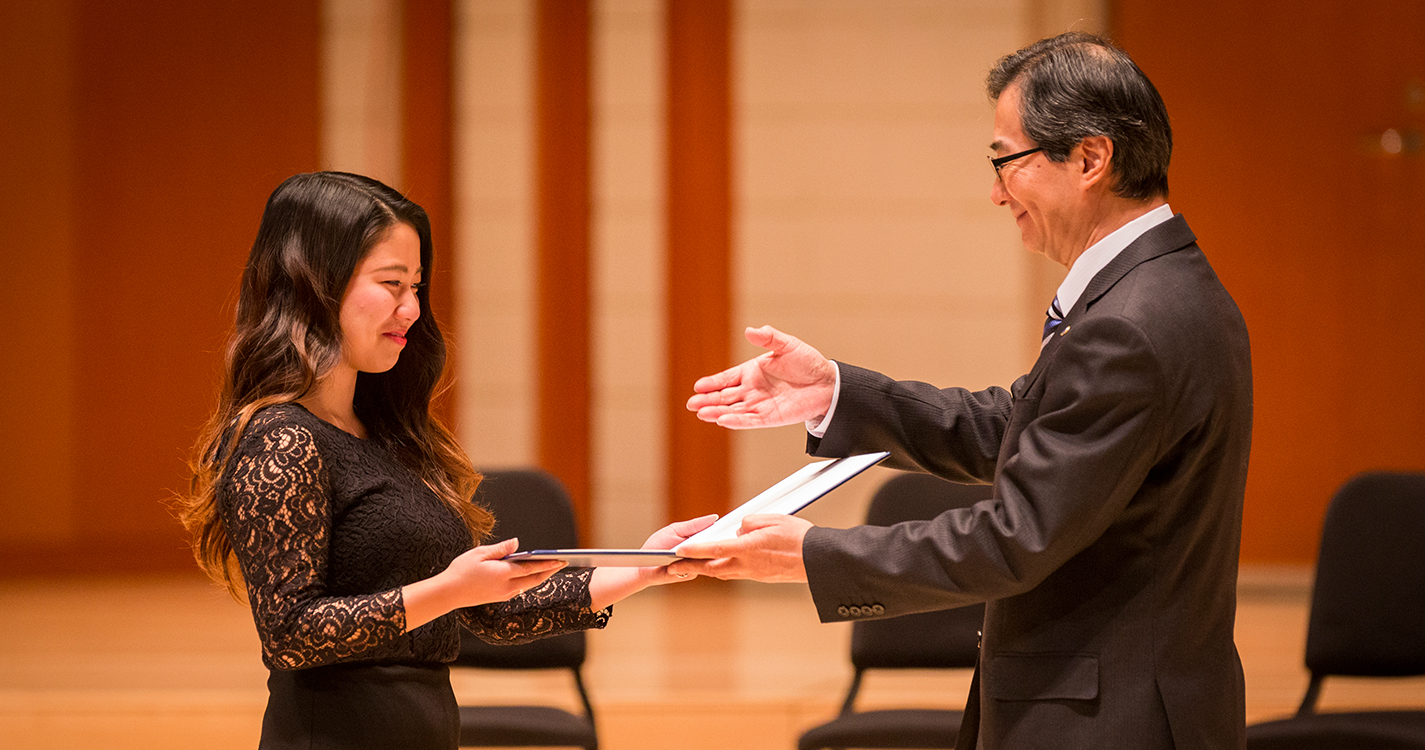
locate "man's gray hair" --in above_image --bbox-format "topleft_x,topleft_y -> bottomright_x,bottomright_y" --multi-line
988,32 -> 1172,201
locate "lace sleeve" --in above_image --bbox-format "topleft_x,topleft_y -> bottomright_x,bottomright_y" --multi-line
461,568 -> 611,645
222,420 -> 406,670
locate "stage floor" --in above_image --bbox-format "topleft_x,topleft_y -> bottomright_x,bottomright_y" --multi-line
2,567 -> 1422,749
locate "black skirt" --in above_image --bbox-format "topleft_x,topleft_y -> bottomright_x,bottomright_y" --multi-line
259,662 -> 459,750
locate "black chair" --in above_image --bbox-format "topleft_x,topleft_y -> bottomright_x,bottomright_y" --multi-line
1245,472 -> 1425,750
798,472 -> 990,750
455,469 -> 598,750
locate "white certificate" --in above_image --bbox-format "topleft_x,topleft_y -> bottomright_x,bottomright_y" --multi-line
503,451 -> 889,567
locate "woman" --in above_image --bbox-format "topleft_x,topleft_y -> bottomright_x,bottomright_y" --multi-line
177,171 -> 710,749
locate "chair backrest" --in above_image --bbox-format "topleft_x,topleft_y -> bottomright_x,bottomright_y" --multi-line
850,473 -> 989,671
454,469 -> 587,671
1303,471 -> 1425,679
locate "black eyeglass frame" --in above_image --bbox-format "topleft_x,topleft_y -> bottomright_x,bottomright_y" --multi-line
989,147 -> 1044,178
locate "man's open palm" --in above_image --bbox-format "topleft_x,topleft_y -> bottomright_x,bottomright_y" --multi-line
685,325 -> 836,430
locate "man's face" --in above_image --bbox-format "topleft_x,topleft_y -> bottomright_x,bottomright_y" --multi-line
989,83 -> 1089,267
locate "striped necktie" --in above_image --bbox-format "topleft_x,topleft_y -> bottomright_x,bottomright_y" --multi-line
1042,296 -> 1065,342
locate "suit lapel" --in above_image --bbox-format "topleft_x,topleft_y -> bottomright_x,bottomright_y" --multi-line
1012,214 -> 1196,399
1074,213 -> 1196,315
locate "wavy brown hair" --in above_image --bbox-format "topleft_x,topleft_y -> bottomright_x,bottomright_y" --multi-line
177,171 -> 491,596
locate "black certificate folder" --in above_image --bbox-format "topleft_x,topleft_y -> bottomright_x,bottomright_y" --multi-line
504,451 -> 890,567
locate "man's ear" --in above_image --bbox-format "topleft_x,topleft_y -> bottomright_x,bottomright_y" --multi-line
1078,135 -> 1114,190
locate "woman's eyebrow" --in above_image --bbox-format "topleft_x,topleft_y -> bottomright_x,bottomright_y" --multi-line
370,264 -> 422,274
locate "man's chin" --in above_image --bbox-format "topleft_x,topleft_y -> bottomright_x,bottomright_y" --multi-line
1019,235 -> 1042,257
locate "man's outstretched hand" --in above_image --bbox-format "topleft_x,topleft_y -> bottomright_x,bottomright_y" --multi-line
685,325 -> 836,430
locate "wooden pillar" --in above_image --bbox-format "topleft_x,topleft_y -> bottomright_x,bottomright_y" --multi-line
535,0 -> 593,541
665,0 -> 733,523
402,0 -> 459,427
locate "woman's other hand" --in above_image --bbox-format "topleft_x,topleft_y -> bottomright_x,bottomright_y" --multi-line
402,537 -> 565,631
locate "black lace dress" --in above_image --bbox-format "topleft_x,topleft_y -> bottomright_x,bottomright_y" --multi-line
218,404 -> 609,749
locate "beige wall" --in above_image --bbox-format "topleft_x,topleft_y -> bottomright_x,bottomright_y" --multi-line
442,0 -> 1106,544
590,0 -> 669,548
453,0 -> 541,472
322,0 -> 404,185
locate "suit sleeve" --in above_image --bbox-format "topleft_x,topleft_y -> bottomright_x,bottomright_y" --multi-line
804,314 -> 1168,622
808,362 -> 1011,483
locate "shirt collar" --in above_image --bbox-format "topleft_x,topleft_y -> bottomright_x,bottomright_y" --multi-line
1054,203 -> 1174,315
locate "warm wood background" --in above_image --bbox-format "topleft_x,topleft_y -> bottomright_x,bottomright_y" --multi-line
1114,0 -> 1425,560
3,0 -> 1422,577
1,0 -> 323,575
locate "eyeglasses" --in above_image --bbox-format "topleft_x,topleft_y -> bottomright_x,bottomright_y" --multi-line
989,147 -> 1043,180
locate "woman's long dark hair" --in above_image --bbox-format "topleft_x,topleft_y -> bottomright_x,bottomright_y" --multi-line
178,171 -> 491,596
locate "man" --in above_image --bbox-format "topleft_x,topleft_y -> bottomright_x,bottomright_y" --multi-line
673,32 -> 1253,750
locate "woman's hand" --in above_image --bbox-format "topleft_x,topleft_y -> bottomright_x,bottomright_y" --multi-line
588,514 -> 719,610
446,538 -> 567,603
402,538 -> 565,631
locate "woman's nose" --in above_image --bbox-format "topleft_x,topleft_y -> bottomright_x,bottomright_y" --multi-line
397,288 -> 421,322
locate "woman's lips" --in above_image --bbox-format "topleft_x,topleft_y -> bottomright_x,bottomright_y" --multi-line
383,331 -> 407,345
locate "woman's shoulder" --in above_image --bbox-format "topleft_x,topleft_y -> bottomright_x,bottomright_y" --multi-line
232,403 -> 325,456
246,402 -> 317,433
216,403 -> 329,493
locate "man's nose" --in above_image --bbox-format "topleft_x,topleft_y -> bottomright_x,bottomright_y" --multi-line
990,175 -> 1009,206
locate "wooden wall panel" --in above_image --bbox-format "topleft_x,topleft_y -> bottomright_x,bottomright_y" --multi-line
0,0 -> 321,576
403,0 -> 459,427
665,0 -> 733,523
0,0 -> 79,550
535,0 -> 594,541
1113,0 -> 1425,563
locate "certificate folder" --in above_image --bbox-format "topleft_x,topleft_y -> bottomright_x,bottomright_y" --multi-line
504,451 -> 890,567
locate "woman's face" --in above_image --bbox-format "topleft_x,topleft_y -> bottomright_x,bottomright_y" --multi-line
337,222 -> 422,374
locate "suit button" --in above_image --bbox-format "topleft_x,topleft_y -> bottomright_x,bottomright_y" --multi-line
849,605 -> 864,617
837,606 -> 850,617
871,604 -> 885,615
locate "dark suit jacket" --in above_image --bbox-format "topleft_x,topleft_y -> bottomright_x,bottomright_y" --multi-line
803,215 -> 1252,750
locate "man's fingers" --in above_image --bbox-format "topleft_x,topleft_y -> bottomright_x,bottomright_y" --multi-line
687,379 -> 747,412
692,383 -> 748,408
744,325 -> 775,350
747,324 -> 796,355
714,412 -> 766,430
673,538 -> 730,560
737,513 -> 784,534
692,367 -> 742,395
